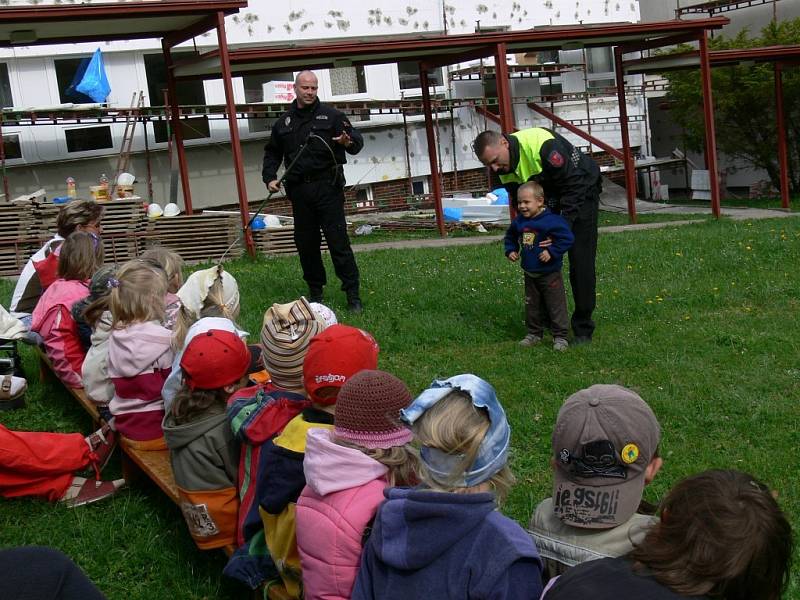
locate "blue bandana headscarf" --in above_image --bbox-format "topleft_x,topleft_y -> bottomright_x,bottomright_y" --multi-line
400,374 -> 510,487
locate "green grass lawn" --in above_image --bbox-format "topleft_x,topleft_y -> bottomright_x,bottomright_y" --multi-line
2,216 -> 800,599
350,210 -> 709,245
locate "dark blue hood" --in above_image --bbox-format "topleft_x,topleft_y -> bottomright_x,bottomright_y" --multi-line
370,487 -> 497,570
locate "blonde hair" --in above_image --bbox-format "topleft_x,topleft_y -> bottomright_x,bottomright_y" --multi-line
413,390 -> 514,503
109,260 -> 168,328
335,438 -> 420,487
140,246 -> 184,293
172,276 -> 240,350
58,231 -> 103,281
518,181 -> 545,201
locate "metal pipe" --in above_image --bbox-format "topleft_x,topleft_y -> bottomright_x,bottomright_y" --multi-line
162,39 -> 194,214
614,46 -> 638,223
698,30 -> 721,218
774,62 -> 790,209
420,67 -> 446,237
216,11 -> 255,257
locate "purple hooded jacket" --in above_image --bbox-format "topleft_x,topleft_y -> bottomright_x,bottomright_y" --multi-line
352,487 -> 543,600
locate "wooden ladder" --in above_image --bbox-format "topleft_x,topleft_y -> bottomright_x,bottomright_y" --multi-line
110,90 -> 144,198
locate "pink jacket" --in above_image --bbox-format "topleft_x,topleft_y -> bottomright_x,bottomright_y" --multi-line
31,278 -> 89,388
108,321 -> 174,441
296,428 -> 389,600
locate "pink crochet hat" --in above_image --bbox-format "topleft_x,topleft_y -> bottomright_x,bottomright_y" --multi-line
334,370 -> 414,450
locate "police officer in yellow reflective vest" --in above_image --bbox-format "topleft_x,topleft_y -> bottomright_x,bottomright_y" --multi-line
474,128 -> 601,343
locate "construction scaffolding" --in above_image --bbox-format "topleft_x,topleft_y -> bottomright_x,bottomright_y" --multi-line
676,0 -> 782,17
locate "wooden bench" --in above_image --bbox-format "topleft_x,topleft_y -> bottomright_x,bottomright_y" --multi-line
36,348 -> 292,600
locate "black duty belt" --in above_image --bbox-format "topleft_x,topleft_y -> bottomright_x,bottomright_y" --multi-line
297,168 -> 337,184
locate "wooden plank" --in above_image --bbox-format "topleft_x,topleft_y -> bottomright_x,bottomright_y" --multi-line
36,348 -> 100,422
119,444 -> 180,504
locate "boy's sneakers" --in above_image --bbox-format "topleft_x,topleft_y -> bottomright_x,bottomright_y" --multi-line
553,338 -> 569,352
519,334 -> 543,347
84,423 -> 117,477
61,477 -> 125,508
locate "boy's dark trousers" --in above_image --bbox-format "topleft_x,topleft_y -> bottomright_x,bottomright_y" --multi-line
524,270 -> 569,338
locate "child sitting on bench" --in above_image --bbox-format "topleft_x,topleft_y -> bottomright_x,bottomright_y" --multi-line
107,260 -> 174,449
163,329 -> 252,549
32,231 -> 103,388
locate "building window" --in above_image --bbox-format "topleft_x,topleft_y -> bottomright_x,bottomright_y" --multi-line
538,50 -> 560,64
354,185 -> 374,209
540,81 -> 563,98
0,64 -> 13,108
55,56 -> 95,104
411,177 -> 428,195
3,133 -> 22,159
144,53 -> 207,107
586,47 -> 614,74
330,66 -> 366,96
585,47 -> 615,91
398,61 -> 443,90
153,117 -> 211,143
243,72 -> 293,103
65,126 -> 113,153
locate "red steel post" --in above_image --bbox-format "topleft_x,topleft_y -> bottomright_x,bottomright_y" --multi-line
614,46 -> 638,223
774,62 -> 791,209
494,43 -> 516,220
698,30 -> 721,217
162,39 -> 193,214
216,11 -> 255,257
420,67 -> 446,238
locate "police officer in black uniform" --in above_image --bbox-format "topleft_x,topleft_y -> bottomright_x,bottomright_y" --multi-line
262,70 -> 364,312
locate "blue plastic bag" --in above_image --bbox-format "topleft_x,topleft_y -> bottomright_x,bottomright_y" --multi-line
490,187 -> 509,205
443,207 -> 463,222
74,49 -> 111,103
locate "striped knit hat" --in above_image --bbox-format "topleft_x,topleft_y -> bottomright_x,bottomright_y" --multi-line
260,297 -> 326,393
334,370 -> 414,450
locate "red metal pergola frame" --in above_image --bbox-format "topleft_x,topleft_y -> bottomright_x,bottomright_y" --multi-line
169,18 -> 728,244
624,43 -> 800,212
0,1 -> 256,254
1,7 -> 735,254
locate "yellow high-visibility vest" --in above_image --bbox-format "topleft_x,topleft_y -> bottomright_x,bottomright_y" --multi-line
499,128 -> 555,185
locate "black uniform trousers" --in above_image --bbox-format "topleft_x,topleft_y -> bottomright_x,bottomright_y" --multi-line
566,189 -> 599,340
288,178 -> 359,296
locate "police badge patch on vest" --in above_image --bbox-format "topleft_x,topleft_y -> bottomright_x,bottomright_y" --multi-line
548,150 -> 565,168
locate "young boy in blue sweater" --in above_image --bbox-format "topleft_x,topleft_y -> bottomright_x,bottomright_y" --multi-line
504,181 -> 574,351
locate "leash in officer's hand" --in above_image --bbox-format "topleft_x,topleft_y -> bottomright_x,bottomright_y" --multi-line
218,132 -> 340,262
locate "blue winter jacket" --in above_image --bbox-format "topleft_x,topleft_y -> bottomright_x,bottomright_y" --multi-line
504,208 -> 574,274
352,487 -> 543,600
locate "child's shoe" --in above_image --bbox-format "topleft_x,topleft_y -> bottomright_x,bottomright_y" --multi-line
0,374 -> 26,411
519,334 -> 542,347
61,477 -> 125,508
553,337 -> 569,352
85,423 -> 117,476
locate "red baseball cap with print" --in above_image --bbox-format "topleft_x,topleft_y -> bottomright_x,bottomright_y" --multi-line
551,384 -> 661,529
180,329 -> 251,390
303,324 -> 379,405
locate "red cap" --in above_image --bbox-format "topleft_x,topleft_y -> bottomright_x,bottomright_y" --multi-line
180,329 -> 251,390
303,324 -> 379,405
